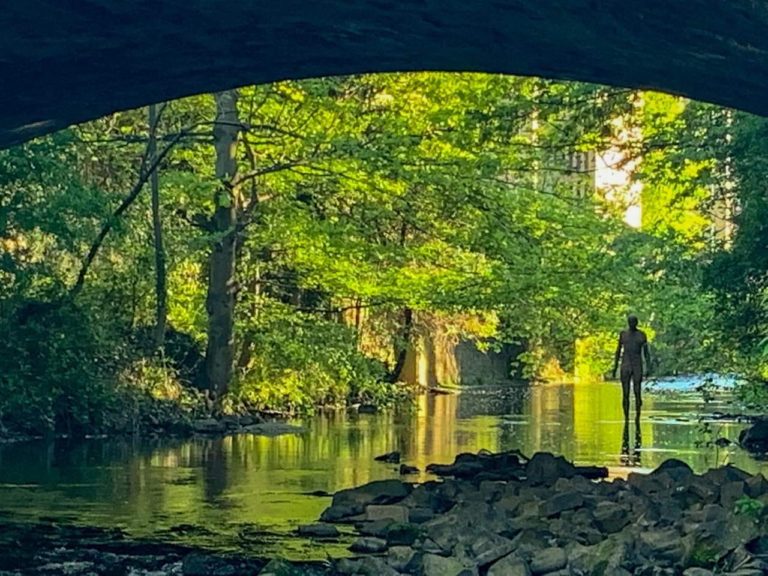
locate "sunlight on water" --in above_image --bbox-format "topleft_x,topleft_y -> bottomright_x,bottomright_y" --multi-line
0,382 -> 761,558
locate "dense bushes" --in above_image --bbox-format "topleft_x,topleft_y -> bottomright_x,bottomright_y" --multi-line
0,299 -> 112,434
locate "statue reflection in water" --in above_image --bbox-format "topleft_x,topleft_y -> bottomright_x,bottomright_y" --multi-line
620,417 -> 642,467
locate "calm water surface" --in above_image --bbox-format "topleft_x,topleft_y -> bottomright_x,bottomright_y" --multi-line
0,381 -> 761,557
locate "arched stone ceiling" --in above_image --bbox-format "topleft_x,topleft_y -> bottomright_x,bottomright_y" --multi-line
2,0 -> 767,148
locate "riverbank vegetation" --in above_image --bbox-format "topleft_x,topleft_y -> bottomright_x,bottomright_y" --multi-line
1,73 -> 766,437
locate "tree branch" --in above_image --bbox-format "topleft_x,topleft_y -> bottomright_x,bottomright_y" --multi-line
71,122 -> 202,295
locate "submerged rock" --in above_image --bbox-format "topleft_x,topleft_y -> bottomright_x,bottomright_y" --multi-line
297,523 -> 340,538
375,451 -> 401,463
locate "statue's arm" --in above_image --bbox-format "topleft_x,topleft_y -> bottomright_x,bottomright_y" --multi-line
612,334 -> 622,378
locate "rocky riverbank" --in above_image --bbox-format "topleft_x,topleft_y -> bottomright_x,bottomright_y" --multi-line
310,450 -> 768,575
2,451 -> 768,575
0,413 -> 304,445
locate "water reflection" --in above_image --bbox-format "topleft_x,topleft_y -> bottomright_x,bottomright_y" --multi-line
620,418 -> 642,468
0,382 -> 761,557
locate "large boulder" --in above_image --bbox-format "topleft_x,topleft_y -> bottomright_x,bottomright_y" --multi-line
739,420 -> 768,454
650,459 -> 695,485
322,480 -> 412,521
426,450 -> 526,481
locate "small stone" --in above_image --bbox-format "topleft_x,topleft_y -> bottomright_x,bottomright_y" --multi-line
385,522 -> 421,546
593,501 -> 629,534
628,472 -> 665,495
423,512 -> 464,552
529,547 -> 567,574
720,480 -> 746,508
375,451 -> 401,463
387,546 -> 416,571
359,518 -> 396,537
488,554 -> 531,576
366,504 -> 409,523
258,558 -> 302,576
355,556 -> 401,576
541,491 -> 584,517
409,507 -> 435,524
400,463 -> 420,475
686,476 -> 720,504
746,474 -> 768,498
702,465 -> 751,486
470,532 -> 516,566
320,503 -> 359,522
183,554 -> 237,576
683,569 -> 714,576
421,554 -> 472,576
349,537 -> 388,553
296,523 -> 339,538
335,558 -> 360,575
638,528 -> 687,565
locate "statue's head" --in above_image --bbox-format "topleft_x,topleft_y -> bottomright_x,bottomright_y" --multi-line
627,315 -> 639,331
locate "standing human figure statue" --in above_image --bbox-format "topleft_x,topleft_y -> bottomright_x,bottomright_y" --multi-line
611,315 -> 651,420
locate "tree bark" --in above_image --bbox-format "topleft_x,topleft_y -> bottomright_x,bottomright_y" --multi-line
149,103 -> 167,349
389,307 -> 413,383
205,90 -> 240,397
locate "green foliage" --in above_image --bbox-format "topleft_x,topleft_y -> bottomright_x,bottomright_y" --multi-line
231,300 -> 391,413
734,496 -> 764,520
2,70 -> 759,435
0,299 -> 112,434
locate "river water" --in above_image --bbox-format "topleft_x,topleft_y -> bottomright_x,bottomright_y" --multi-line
0,381 -> 762,558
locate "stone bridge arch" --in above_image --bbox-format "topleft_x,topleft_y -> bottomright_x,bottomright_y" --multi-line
2,0 -> 768,148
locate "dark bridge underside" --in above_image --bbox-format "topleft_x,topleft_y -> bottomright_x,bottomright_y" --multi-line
2,0 -> 768,148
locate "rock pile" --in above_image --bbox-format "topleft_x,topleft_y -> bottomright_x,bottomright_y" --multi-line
312,452 -> 768,575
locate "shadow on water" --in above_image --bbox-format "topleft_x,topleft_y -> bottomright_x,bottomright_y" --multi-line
0,381 -> 762,557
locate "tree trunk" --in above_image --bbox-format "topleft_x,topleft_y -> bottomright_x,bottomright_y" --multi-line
390,307 -> 413,383
205,90 -> 240,397
149,103 -> 167,349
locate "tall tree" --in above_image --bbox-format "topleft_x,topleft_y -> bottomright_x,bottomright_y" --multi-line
205,90 -> 241,397
149,103 -> 168,348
